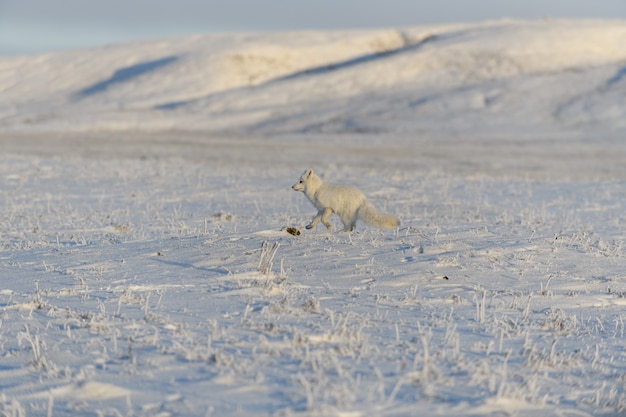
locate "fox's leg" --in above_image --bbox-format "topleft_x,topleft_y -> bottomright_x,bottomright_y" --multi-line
307,208 -> 332,229
320,207 -> 333,229
341,223 -> 356,232
339,214 -> 356,232
307,208 -> 332,230
341,221 -> 356,232
306,210 -> 323,229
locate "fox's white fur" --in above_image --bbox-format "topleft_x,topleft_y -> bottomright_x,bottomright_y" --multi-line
292,168 -> 400,232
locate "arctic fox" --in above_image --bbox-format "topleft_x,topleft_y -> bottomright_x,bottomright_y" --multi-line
292,168 -> 400,232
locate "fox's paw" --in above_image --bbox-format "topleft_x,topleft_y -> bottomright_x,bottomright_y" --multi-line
305,224 -> 314,230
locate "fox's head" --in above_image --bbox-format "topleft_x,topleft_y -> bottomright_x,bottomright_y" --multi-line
292,168 -> 316,192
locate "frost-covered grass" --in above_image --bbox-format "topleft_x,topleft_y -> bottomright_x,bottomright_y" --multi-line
1,145 -> 625,416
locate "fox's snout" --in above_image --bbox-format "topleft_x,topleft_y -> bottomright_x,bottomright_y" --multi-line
292,169 -> 313,192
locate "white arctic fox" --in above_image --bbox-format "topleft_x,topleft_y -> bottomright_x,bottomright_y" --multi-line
292,168 -> 400,232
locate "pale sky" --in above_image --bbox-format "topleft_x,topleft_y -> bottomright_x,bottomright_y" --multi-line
1,0 -> 625,55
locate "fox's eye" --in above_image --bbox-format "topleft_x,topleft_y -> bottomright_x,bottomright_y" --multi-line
299,180 -> 303,183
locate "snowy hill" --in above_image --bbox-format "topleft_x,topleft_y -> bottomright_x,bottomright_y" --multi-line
1,19 -> 626,136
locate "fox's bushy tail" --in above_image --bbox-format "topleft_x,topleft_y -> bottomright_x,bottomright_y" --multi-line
358,203 -> 400,229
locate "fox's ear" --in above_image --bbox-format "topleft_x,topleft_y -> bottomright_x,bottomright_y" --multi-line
305,168 -> 313,178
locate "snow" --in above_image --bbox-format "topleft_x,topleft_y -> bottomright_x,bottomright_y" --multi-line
1,18 -> 626,416
2,19 -> 626,136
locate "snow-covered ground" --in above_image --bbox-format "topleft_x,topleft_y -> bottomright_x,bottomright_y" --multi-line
1,19 -> 626,416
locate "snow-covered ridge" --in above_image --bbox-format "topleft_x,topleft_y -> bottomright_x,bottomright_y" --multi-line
1,19 -> 626,135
